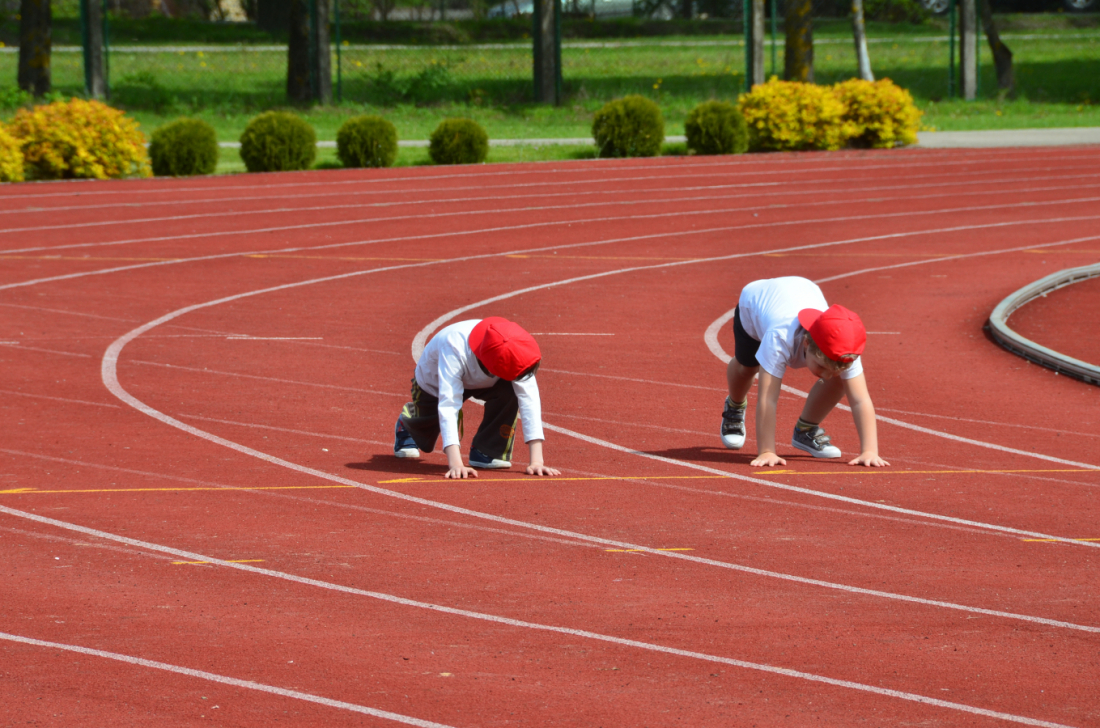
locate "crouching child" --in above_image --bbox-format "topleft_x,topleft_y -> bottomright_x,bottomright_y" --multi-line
394,317 -> 561,479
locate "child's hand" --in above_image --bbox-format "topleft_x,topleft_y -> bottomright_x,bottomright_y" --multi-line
849,452 -> 889,467
526,463 -> 561,476
444,465 -> 479,479
751,452 -> 787,467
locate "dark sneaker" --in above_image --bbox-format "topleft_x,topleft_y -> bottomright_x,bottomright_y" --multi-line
721,398 -> 747,450
791,426 -> 842,459
394,419 -> 420,459
469,447 -> 511,469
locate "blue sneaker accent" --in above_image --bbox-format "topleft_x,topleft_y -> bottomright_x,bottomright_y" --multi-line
469,447 -> 511,469
394,419 -> 420,458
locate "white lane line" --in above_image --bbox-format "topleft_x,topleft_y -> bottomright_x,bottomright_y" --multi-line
5,184 -> 1100,258
531,333 -> 615,336
224,336 -> 324,340
0,343 -> 92,358
0,147 -> 1089,203
874,408 -> 1100,440
1,177 -> 1094,239
98,298 -> 1100,628
0,389 -> 122,409
0,508 -> 1082,728
0,448 -> 597,550
3,170 -> 1096,218
0,631 -> 458,728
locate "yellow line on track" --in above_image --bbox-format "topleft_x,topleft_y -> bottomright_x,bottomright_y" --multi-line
505,254 -> 703,261
247,254 -> 444,262
379,468 -> 1095,484
172,559 -> 265,565
1021,537 -> 1100,543
0,485 -> 356,495
605,548 -> 694,553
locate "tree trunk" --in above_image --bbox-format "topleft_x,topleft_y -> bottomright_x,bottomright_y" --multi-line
978,0 -> 1013,92
310,0 -> 331,104
959,0 -> 977,100
850,0 -> 873,81
750,0 -> 765,87
286,0 -> 310,103
81,0 -> 106,98
18,0 -> 52,97
783,0 -> 812,83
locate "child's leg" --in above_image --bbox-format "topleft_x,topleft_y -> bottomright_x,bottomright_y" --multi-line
799,376 -> 845,425
726,358 -> 758,403
467,378 -> 519,462
722,305 -> 761,450
398,378 -> 443,453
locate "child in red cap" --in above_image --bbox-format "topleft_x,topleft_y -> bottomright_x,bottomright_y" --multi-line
721,277 -> 889,468
394,317 -> 561,479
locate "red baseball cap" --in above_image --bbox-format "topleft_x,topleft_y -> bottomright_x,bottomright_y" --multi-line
797,304 -> 866,364
468,317 -> 541,381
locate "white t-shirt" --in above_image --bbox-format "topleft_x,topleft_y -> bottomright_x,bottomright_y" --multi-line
414,319 -> 544,450
738,277 -> 863,381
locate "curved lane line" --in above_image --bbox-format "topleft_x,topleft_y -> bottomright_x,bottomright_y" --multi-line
0,508 -> 1082,728
0,631 -> 458,728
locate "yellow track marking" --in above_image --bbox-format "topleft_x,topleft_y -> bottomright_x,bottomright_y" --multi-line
379,468 -> 1094,484
247,254 -> 443,262
0,485 -> 355,495
1021,537 -> 1100,543
172,559 -> 265,565
1024,249 -> 1100,254
605,548 -> 694,553
506,254 -> 702,261
763,252 -> 954,258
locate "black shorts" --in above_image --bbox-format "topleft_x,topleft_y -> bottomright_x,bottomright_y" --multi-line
732,305 -> 762,368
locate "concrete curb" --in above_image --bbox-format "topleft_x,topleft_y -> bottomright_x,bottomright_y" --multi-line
987,263 -> 1100,386
217,137 -> 687,149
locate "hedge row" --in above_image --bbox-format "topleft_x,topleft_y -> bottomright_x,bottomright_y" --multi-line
0,79 -> 919,182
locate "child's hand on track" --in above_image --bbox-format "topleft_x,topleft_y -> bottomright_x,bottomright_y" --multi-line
751,452 -> 787,467
526,464 -> 561,476
849,452 -> 889,467
445,466 -> 479,479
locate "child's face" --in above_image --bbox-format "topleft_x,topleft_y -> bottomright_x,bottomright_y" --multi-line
805,344 -> 842,380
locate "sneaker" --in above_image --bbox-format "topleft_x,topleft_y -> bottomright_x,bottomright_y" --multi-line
791,426 -> 842,459
720,398 -> 747,450
469,448 -> 511,469
394,419 -> 420,458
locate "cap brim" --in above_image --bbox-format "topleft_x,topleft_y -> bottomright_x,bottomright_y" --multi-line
797,308 -> 823,331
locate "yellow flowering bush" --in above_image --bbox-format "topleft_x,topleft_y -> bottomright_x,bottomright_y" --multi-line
739,78 -> 852,152
833,78 -> 922,149
9,99 -> 151,180
0,125 -> 24,183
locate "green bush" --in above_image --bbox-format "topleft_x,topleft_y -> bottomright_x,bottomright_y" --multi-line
428,118 -> 489,165
684,100 -> 749,156
336,115 -> 398,169
592,95 -> 665,158
239,111 -> 316,173
149,118 -> 218,176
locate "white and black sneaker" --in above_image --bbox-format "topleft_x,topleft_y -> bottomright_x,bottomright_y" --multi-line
469,448 -> 511,469
720,397 -> 747,450
394,419 -> 420,459
791,426 -> 842,459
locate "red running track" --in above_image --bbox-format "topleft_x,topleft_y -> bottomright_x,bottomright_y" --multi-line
1,148 -> 1099,728
1008,275 -> 1100,366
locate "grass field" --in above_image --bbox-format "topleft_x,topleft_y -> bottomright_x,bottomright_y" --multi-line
1,14 -> 1097,172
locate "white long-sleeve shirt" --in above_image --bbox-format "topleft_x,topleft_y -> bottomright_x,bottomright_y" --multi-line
414,320 -> 544,450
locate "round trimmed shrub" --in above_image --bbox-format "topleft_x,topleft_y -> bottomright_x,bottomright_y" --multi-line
149,118 -> 219,177
0,125 -> 24,183
739,78 -> 850,152
428,118 -> 488,165
239,111 -> 316,173
9,98 -> 150,180
684,100 -> 749,156
336,115 -> 398,169
833,78 -> 922,149
592,95 -> 665,158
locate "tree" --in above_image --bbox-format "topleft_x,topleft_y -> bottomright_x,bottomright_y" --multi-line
784,0 -> 812,83
19,0 -> 51,96
286,0 -> 330,104
851,0 -> 873,81
979,0 -> 1013,93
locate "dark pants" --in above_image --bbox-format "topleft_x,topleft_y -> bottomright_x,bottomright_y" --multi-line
398,377 -> 519,461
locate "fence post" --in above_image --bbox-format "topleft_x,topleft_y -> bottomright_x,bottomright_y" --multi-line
948,0 -> 956,99
532,0 -> 561,104
769,0 -> 777,79
742,0 -> 751,92
80,0 -> 106,98
334,0 -> 341,103
960,0 -> 977,100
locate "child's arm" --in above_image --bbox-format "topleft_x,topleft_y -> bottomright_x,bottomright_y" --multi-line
525,439 -> 561,476
444,444 -> 478,479
751,371 -> 787,467
842,373 -> 889,467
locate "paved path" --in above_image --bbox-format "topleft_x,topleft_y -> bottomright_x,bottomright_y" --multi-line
218,127 -> 1100,150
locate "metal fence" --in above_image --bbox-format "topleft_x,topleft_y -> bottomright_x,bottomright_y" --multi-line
1,0 -> 1097,112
